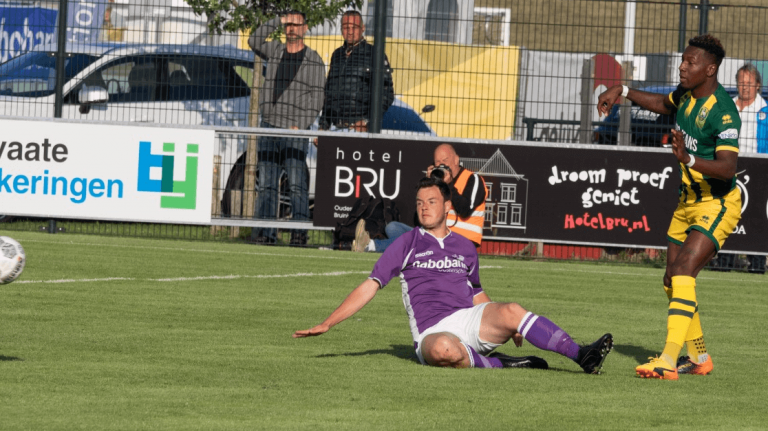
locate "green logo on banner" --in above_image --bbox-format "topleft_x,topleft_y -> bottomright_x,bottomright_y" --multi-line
137,142 -> 198,210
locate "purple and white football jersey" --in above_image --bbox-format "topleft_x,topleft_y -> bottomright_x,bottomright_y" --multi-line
369,227 -> 484,344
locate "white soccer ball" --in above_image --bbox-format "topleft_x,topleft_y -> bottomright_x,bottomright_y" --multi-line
0,236 -> 26,284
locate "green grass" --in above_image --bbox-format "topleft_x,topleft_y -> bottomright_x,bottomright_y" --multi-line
1,231 -> 766,430
0,218 -> 335,246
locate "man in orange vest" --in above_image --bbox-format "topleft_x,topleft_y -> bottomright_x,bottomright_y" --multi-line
353,143 -> 487,251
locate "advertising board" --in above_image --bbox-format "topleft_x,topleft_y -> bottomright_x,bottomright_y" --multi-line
315,136 -> 767,254
0,119 -> 214,224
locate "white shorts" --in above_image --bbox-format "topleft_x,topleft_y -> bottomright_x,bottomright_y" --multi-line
415,302 -> 502,365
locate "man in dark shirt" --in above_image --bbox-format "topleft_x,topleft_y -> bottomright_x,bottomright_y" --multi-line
248,11 -> 326,245
319,10 -> 395,132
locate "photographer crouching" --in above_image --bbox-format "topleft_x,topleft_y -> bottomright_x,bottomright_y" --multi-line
352,143 -> 488,252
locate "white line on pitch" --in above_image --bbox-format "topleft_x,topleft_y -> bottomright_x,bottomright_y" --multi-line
154,266 -> 504,282
151,271 -> 370,282
16,277 -> 135,284
19,239 -> 378,262
15,266 -> 505,285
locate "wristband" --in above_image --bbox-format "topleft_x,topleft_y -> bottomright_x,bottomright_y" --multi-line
686,154 -> 696,168
621,85 -> 630,97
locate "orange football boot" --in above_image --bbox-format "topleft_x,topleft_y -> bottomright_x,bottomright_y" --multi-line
636,357 -> 679,380
677,355 -> 714,375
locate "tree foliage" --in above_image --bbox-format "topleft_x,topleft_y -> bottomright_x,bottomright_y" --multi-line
185,0 -> 364,35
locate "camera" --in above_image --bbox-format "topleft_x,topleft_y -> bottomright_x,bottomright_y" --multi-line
430,164 -> 451,181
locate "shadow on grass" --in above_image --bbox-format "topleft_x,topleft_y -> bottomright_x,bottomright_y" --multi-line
613,343 -> 659,364
0,355 -> 23,361
314,343 -> 660,368
315,344 -> 418,363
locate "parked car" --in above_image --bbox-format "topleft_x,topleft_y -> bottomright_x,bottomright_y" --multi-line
0,42 -> 255,222
594,85 -> 768,147
0,42 -> 436,221
0,42 -> 254,126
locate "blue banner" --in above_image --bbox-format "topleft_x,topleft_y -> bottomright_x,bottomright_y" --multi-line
0,7 -> 57,63
66,0 -> 107,43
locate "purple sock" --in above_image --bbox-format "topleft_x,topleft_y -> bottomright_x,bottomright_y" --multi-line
518,312 -> 580,359
462,343 -> 502,368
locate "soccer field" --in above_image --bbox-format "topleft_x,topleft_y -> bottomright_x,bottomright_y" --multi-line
1,232 -> 766,430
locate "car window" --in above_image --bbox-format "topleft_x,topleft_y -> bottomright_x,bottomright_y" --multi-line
165,56 -> 250,101
66,56 -> 158,104
0,52 -> 98,97
62,53 -> 252,105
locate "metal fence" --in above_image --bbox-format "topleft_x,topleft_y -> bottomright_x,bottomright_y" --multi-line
0,0 -> 766,272
3,1 -> 768,141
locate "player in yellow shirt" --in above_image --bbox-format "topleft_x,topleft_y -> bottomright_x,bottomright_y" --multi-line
597,34 -> 741,380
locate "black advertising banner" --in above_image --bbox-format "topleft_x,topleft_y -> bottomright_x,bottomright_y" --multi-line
733,157 -> 768,253
314,136 -> 434,225
315,136 -> 768,254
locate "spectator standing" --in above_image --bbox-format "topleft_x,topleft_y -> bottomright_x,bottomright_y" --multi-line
248,12 -> 326,245
353,143 -> 487,252
733,63 -> 768,154
727,64 -> 767,274
320,10 -> 395,132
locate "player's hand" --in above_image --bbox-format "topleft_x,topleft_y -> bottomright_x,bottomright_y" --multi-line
596,85 -> 623,118
293,324 -> 330,338
669,129 -> 691,165
512,332 -> 524,347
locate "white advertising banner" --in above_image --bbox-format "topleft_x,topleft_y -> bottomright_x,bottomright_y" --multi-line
0,119 -> 214,224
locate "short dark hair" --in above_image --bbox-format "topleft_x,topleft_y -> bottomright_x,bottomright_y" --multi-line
689,34 -> 725,66
285,10 -> 306,23
342,10 -> 363,21
417,177 -> 451,202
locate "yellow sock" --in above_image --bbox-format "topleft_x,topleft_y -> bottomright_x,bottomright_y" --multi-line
682,288 -> 709,363
661,275 -> 697,367
663,285 -> 673,301
686,336 -> 709,364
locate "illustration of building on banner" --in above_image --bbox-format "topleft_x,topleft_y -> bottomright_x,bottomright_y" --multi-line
462,149 -> 528,233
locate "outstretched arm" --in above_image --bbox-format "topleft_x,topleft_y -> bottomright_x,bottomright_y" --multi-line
293,278 -> 380,338
597,85 -> 676,117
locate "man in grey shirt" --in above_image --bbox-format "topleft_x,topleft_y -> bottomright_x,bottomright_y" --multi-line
248,11 -> 326,245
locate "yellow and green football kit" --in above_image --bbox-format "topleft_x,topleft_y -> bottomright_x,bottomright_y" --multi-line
666,83 -> 742,251
636,84 -> 743,379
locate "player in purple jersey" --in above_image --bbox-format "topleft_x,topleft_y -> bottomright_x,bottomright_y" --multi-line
294,178 -> 614,373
